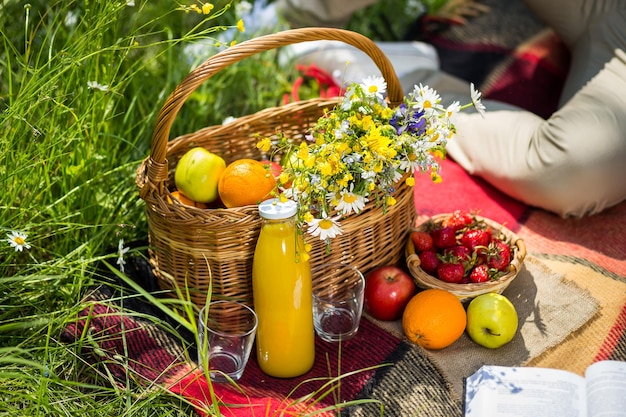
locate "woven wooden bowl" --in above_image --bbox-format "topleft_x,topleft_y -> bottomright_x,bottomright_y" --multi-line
405,214 -> 526,302
135,28 -> 415,309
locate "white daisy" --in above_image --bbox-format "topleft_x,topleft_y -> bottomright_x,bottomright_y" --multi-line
410,84 -> 443,114
341,84 -> 359,110
335,186 -> 368,215
306,213 -> 343,240
360,76 -> 387,98
87,81 -> 109,92
334,119 -> 350,139
6,231 -> 30,252
444,101 -> 461,119
399,152 -> 423,173
116,239 -> 130,273
470,83 -> 486,118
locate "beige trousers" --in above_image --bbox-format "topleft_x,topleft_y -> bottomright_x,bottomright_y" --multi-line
445,0 -> 626,217
275,0 -> 379,28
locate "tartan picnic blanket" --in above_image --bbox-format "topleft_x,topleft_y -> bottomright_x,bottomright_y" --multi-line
61,1 -> 625,414
60,157 -> 626,416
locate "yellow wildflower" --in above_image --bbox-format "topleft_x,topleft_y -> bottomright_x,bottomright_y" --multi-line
202,2 -> 214,14
236,19 -> 245,32
256,137 -> 271,153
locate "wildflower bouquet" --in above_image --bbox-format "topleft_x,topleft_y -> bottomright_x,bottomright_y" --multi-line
258,76 -> 485,242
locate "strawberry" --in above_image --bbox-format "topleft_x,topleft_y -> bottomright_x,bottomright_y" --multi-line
431,226 -> 457,249
442,210 -> 474,231
460,228 -> 492,252
418,250 -> 440,274
444,245 -> 472,262
411,231 -> 434,252
437,260 -> 465,283
469,264 -> 490,283
487,239 -> 512,271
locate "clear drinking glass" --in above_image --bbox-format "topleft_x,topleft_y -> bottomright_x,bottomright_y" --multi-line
197,300 -> 258,382
312,263 -> 365,342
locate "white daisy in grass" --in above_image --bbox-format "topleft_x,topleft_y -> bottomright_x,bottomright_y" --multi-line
470,83 -> 486,118
335,186 -> 368,215
360,75 -> 387,98
87,81 -> 109,92
411,83 -> 443,114
6,231 -> 30,252
116,239 -> 130,273
306,213 -> 342,241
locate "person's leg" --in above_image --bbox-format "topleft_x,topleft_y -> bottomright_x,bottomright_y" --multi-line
523,0 -> 622,47
524,0 -> 626,104
446,48 -> 626,217
275,0 -> 379,28
444,1 -> 626,217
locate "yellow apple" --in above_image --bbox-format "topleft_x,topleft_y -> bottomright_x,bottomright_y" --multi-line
174,147 -> 226,203
466,293 -> 518,349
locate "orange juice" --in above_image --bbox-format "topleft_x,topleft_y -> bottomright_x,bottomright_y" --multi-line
252,199 -> 315,378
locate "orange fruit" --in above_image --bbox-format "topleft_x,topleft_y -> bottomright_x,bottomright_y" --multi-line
167,190 -> 209,209
402,289 -> 466,350
218,159 -> 277,208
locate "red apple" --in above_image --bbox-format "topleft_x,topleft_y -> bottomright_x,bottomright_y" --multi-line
260,160 -> 282,179
364,265 -> 417,321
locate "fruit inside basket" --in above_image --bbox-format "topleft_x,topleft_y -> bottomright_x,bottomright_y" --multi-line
405,211 -> 526,302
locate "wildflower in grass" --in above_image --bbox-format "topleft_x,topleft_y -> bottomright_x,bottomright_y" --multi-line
202,2 -> 214,14
116,239 -> 130,273
258,76 -> 482,241
6,231 -> 30,252
126,0 -> 135,6
64,10 -> 78,28
236,1 -> 253,15
87,81 -> 109,92
236,19 -> 245,33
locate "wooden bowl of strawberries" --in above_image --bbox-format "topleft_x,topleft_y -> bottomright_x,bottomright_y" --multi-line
405,211 -> 526,302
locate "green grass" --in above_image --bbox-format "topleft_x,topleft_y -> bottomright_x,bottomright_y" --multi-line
0,1 -> 308,415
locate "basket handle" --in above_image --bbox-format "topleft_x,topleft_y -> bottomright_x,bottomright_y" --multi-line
147,27 -> 403,172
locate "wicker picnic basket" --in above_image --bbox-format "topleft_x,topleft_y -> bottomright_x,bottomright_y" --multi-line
135,28 -> 415,309
405,214 -> 527,302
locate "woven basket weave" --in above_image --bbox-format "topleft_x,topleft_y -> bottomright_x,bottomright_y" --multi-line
405,214 -> 526,302
135,28 -> 416,308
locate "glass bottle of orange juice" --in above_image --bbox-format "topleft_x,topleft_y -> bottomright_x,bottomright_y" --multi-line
252,198 -> 315,378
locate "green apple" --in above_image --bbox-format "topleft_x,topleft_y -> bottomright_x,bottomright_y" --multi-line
174,147 -> 226,203
466,293 -> 518,349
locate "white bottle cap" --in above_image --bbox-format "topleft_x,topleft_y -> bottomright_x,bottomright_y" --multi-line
258,198 -> 298,220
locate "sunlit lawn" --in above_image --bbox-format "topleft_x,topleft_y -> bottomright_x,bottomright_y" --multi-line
0,1 -> 302,415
